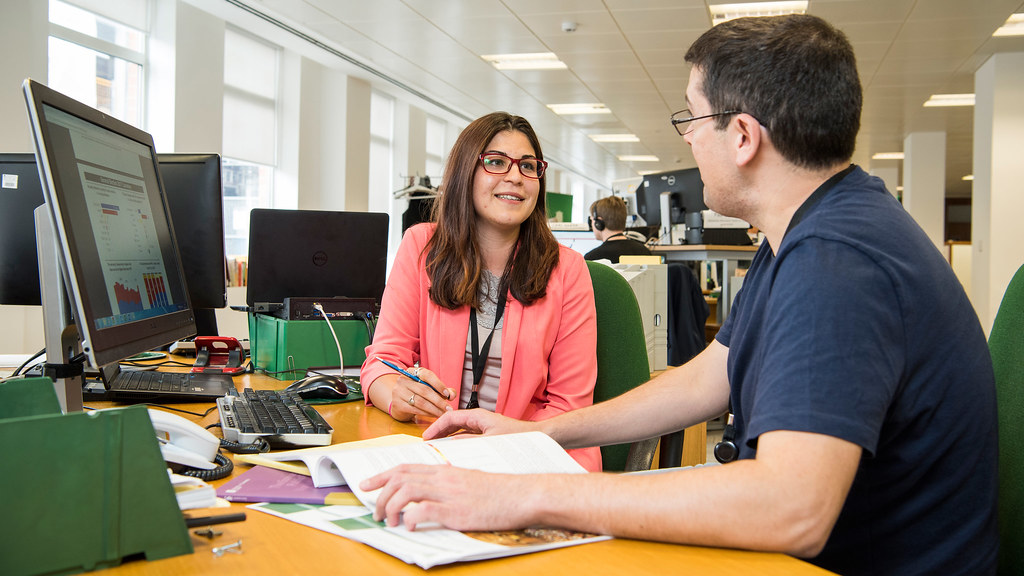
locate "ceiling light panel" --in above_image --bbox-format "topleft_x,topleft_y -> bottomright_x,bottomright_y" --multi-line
547,103 -> 611,115
872,152 -> 905,160
709,1 -> 808,25
618,155 -> 660,162
993,13 -> 1024,37
923,93 -> 975,107
481,52 -> 567,70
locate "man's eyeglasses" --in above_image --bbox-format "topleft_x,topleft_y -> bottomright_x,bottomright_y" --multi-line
478,153 -> 547,179
670,109 -> 742,136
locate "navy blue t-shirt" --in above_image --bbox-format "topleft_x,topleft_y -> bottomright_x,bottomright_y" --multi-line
716,166 -> 998,575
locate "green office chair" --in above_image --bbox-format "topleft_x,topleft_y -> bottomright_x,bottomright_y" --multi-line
991,263 -> 1024,575
587,261 -> 681,472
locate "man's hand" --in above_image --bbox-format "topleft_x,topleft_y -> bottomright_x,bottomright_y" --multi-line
360,464 -> 539,531
423,408 -> 537,440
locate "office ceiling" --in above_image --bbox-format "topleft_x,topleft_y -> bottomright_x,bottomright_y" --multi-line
239,0 -> 1024,197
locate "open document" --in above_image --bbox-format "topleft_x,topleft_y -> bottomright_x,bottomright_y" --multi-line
247,431 -> 610,568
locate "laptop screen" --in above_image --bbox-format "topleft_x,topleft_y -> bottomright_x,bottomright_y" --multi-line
245,209 -> 389,311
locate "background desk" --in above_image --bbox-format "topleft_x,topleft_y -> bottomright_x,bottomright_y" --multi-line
85,370 -> 830,575
651,244 -> 758,322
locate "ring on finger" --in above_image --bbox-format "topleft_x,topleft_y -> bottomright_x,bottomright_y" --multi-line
407,394 -> 415,406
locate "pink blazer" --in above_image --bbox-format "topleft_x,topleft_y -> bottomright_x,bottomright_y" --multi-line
361,223 -> 601,471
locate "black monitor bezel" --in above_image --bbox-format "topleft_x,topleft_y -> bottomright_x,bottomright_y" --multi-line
0,153 -> 45,306
24,79 -> 196,367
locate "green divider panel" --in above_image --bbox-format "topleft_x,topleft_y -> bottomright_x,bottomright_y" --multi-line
0,377 -> 192,575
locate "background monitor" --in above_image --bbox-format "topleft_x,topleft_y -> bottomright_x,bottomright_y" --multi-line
0,153 -> 45,306
156,153 -> 226,335
0,152 -> 226,335
636,168 -> 706,243
246,208 -> 389,311
24,79 -> 196,368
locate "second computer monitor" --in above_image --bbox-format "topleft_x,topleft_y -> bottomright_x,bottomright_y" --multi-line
0,153 -> 226,335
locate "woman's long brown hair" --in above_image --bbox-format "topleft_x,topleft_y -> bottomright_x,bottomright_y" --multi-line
425,112 -> 559,310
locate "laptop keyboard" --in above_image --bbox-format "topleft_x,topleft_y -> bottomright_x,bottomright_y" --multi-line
217,389 -> 333,447
113,370 -> 222,392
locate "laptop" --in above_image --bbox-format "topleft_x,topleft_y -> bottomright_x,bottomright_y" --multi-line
246,209 -> 389,315
83,362 -> 238,403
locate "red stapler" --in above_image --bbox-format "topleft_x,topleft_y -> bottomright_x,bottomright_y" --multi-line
191,336 -> 247,375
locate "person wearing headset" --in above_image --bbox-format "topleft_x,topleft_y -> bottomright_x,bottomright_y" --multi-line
583,196 -> 652,264
359,111 -> 601,472
359,15 -> 997,576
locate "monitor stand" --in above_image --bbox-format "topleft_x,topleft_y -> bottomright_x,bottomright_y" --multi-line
35,206 -> 84,413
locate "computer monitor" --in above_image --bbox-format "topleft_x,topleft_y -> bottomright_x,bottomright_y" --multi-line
156,153 -> 226,335
636,168 -> 706,244
0,153 -> 45,306
23,79 -> 196,370
0,153 -> 226,333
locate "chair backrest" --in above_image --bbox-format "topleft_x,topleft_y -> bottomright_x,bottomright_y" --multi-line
587,261 -> 654,471
991,263 -> 1024,575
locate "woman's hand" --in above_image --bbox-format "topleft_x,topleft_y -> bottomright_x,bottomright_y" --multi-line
387,367 -> 456,421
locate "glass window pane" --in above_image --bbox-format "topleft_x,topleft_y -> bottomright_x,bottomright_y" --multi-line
48,36 -> 143,126
222,158 -> 274,258
50,0 -> 145,52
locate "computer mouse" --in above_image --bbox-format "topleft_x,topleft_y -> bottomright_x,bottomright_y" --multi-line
287,374 -> 350,400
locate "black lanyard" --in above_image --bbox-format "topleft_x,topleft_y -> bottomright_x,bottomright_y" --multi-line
466,288 -> 507,410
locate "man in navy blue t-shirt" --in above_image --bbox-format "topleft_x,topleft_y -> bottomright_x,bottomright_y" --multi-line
360,14 -> 998,575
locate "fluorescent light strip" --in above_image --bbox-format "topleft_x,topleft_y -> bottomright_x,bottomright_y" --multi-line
962,174 -> 974,181
618,155 -> 660,162
589,133 -> 640,143
548,103 -> 611,115
924,93 -> 975,107
481,52 -> 567,70
872,152 -> 904,160
993,13 -> 1024,37
709,1 -> 808,25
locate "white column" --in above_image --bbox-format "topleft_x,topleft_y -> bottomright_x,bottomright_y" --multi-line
344,76 -> 372,212
902,131 -> 946,253
973,51 -> 1024,334
0,0 -> 47,152
869,165 -> 900,198
148,1 -> 224,154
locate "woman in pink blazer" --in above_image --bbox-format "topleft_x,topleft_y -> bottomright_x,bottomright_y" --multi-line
360,112 -> 600,471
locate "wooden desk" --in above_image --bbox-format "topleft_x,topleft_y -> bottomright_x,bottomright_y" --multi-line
90,371 -> 830,575
651,244 -> 758,322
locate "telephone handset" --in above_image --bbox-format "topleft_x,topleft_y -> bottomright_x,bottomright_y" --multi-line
148,409 -> 220,470
148,409 -> 233,480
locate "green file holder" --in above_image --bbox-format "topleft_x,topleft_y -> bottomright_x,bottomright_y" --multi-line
0,377 -> 192,576
248,313 -> 371,380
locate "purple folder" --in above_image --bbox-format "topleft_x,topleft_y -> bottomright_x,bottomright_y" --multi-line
217,466 -> 358,505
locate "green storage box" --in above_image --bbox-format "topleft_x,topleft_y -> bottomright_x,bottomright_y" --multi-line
248,313 -> 372,380
0,377 -> 192,575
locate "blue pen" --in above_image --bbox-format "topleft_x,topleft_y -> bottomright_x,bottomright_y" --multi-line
376,357 -> 434,389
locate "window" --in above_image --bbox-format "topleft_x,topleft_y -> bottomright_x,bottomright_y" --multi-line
222,28 -> 279,258
425,115 -> 446,182
47,0 -> 146,127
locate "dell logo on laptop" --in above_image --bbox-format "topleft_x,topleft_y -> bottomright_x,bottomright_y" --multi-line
312,251 -> 329,267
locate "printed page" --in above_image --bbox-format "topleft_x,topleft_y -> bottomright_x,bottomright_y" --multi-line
236,434 -> 421,480
250,502 -> 610,569
329,431 -> 585,506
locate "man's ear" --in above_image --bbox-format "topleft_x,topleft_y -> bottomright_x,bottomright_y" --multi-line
733,113 -> 762,167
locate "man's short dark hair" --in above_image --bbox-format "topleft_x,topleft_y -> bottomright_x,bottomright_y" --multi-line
685,14 -> 861,170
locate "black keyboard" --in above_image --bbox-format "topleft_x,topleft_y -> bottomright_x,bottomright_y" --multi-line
114,370 -> 220,392
101,369 -> 237,402
217,389 -> 333,446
